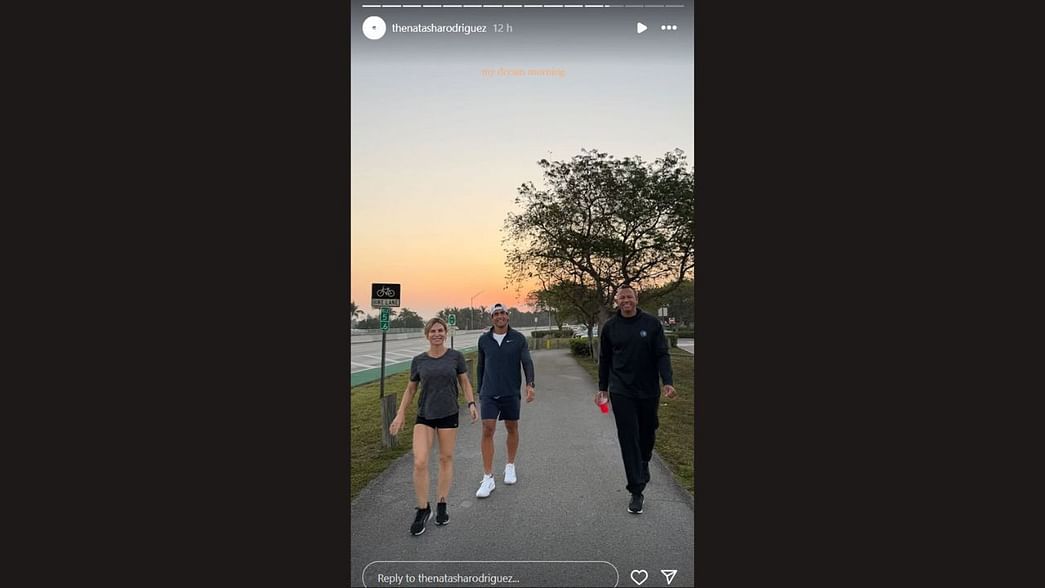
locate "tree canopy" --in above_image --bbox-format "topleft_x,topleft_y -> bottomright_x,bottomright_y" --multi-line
528,280 -> 602,331
635,279 -> 694,328
391,308 -> 424,328
504,148 -> 694,323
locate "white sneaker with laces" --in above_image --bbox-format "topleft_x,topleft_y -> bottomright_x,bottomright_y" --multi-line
504,463 -> 517,485
475,475 -> 495,498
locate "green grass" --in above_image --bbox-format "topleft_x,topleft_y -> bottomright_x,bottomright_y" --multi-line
350,351 -> 478,501
571,349 -> 694,495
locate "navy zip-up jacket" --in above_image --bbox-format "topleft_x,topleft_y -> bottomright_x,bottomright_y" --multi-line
476,326 -> 535,399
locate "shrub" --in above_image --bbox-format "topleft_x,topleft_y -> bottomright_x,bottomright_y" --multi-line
528,336 -> 571,350
674,330 -> 694,339
667,334 -> 678,348
569,338 -> 592,356
533,329 -> 572,338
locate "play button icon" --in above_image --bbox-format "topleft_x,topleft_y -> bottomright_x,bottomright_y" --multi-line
637,22 -> 647,34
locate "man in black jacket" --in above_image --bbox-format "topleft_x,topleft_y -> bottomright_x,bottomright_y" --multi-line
596,284 -> 676,514
474,303 -> 536,498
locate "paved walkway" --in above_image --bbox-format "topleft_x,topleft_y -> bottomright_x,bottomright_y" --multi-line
351,349 -> 694,588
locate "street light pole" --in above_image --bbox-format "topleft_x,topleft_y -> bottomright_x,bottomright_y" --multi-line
470,290 -> 483,331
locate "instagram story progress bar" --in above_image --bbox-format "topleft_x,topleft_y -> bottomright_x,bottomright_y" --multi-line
359,4 -> 687,7
353,2 -> 692,54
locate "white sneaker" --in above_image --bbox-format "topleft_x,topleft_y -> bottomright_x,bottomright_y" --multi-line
504,463 -> 517,485
475,475 -> 495,498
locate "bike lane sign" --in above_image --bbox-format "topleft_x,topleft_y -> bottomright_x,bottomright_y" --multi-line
371,283 -> 400,308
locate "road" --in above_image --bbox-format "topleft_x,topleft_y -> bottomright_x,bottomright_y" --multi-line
350,327 -> 539,374
351,332 -> 692,373
350,348 -> 694,588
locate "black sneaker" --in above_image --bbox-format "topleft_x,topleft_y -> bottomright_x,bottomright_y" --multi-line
435,501 -> 449,525
410,504 -> 432,535
628,493 -> 644,514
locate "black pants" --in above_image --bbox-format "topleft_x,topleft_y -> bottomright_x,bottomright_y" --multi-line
610,392 -> 660,495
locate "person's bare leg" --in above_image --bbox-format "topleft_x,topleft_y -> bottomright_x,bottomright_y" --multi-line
412,425 -> 434,508
504,420 -> 519,464
435,427 -> 458,501
481,419 -> 497,475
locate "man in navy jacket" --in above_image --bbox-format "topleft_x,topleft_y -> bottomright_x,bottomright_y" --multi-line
474,303 -> 536,498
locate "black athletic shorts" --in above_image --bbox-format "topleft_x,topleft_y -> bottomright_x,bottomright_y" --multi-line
415,412 -> 459,429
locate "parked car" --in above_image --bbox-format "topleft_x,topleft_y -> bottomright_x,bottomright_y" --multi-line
573,326 -> 597,338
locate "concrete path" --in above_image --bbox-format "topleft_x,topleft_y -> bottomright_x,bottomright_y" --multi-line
350,349 -> 694,588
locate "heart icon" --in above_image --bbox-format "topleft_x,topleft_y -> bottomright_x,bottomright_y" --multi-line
630,569 -> 649,585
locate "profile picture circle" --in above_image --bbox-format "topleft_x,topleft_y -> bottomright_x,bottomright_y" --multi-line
362,16 -> 387,40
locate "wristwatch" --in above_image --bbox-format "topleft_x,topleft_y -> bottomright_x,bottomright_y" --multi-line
468,401 -> 476,407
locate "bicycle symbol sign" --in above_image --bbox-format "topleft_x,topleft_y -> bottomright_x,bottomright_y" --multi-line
371,283 -> 401,308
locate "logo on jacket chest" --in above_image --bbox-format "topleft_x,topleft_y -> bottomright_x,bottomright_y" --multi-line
639,330 -> 647,337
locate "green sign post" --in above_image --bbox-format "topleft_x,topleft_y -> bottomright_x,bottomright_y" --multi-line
372,283 -> 401,449
378,307 -> 393,446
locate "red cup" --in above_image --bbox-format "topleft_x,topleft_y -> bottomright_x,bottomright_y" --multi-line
598,397 -> 609,413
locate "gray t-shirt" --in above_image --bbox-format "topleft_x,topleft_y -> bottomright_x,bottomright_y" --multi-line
410,349 -> 468,420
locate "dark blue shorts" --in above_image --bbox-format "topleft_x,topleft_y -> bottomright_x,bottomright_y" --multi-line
415,412 -> 459,429
480,395 -> 520,421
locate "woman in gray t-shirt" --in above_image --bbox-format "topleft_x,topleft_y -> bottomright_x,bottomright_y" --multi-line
390,317 -> 478,535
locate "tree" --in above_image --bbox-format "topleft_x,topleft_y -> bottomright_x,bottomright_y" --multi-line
504,148 -> 694,325
356,313 -> 379,329
350,300 -> 364,324
437,307 -> 462,321
391,308 -> 425,329
639,279 -> 694,328
530,277 -> 604,357
506,306 -> 533,326
356,309 -> 397,330
531,280 -> 602,329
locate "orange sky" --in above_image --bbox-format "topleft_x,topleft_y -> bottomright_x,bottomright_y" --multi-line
351,58 -> 693,321
350,246 -> 539,320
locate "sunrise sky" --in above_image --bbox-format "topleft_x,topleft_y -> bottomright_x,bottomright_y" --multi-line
350,13 -> 694,321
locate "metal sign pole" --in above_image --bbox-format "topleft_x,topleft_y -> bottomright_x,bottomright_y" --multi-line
380,329 -> 386,398
371,283 -> 401,449
378,329 -> 397,447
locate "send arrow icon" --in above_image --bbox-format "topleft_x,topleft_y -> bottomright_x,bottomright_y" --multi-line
661,570 -> 678,585
637,22 -> 647,34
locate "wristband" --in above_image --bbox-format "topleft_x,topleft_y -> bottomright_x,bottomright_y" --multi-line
468,401 -> 476,407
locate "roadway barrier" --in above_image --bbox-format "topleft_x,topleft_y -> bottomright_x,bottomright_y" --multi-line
350,332 -> 425,344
